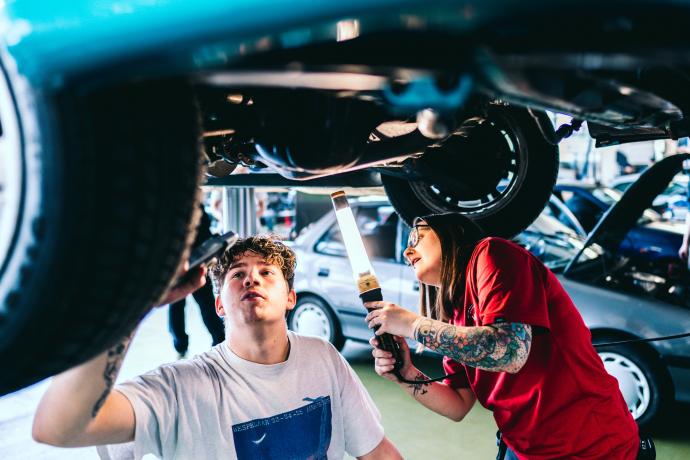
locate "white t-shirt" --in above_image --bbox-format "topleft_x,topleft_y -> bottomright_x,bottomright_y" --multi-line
102,332 -> 383,460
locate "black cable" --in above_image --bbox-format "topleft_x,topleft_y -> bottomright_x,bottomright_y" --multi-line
594,332 -> 690,348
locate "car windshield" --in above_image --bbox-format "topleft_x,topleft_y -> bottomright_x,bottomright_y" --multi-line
615,175 -> 688,197
592,187 -> 661,224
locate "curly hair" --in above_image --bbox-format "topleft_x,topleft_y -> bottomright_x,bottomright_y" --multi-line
210,235 -> 296,294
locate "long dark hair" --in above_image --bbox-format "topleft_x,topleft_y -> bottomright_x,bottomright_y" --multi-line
415,213 -> 485,322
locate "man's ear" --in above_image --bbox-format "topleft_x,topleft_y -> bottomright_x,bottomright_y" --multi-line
286,289 -> 297,312
215,295 -> 225,317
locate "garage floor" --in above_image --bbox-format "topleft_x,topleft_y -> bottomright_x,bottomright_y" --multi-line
1,303 -> 688,459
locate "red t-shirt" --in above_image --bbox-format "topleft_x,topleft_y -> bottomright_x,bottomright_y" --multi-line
443,237 -> 638,459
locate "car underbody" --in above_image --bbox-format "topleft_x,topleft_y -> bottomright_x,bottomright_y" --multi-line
4,0 -> 690,394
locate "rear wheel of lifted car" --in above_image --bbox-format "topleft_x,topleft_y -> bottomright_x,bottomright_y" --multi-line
381,106 -> 559,237
0,55 -> 203,395
595,336 -> 674,431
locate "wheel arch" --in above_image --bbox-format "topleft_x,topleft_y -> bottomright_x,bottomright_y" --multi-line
591,328 -> 663,359
291,291 -> 347,349
294,290 -> 340,321
590,327 -> 676,400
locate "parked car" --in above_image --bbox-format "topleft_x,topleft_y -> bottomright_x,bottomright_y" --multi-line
289,181 -> 690,429
610,172 -> 689,219
550,183 -> 686,263
290,201 -> 413,351
562,153 -> 690,429
7,0 -> 690,395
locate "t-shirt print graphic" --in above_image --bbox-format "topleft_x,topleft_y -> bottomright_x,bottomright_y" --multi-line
232,396 -> 332,459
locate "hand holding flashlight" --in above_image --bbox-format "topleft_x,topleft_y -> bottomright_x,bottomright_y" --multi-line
364,301 -> 420,338
330,191 -> 404,375
369,335 -> 413,383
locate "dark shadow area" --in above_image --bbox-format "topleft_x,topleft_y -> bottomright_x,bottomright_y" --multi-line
648,402 -> 690,439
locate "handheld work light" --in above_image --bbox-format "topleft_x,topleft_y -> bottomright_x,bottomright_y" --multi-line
331,191 -> 402,373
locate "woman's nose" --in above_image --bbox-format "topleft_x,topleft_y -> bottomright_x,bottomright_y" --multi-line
403,247 -> 415,263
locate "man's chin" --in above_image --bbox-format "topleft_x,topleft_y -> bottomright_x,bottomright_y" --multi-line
244,309 -> 284,324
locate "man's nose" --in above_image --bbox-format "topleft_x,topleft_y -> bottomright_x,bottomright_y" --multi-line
243,270 -> 260,286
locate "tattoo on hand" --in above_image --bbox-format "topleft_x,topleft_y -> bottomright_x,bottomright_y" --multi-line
414,318 -> 532,373
91,337 -> 132,417
408,372 -> 431,397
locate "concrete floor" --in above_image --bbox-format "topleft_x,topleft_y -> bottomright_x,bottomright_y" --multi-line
1,300 -> 689,459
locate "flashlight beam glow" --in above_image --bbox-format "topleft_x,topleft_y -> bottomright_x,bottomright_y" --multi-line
331,191 -> 376,281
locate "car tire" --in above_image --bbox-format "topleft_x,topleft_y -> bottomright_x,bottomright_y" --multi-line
381,106 -> 559,237
288,296 -> 346,350
595,339 -> 673,430
0,54 -> 203,395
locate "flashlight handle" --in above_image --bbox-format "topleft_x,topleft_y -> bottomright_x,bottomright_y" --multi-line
360,288 -> 403,373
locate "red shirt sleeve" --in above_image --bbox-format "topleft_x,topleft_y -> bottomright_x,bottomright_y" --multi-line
442,356 -> 470,389
470,238 -> 551,330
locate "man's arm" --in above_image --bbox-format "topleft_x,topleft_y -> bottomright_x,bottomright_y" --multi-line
32,265 -> 208,447
32,335 -> 137,446
357,436 -> 403,460
414,318 -> 532,373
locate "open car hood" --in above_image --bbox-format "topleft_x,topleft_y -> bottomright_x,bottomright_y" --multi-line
565,153 -> 690,273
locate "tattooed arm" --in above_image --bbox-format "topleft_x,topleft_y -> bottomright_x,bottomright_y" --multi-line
33,264 -> 209,447
414,318 -> 532,373
32,333 -> 137,446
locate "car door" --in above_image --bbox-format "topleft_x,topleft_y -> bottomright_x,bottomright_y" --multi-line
311,221 -> 360,318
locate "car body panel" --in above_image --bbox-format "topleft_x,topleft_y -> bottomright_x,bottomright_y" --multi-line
0,0 -> 536,86
561,275 -> 690,402
624,225 -> 683,261
2,0 -> 690,104
2,0 -> 411,83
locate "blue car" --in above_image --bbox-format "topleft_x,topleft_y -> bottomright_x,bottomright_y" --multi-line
551,183 -> 686,263
5,1 -> 690,395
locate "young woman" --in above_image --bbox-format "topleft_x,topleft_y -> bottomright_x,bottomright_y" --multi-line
365,212 -> 640,459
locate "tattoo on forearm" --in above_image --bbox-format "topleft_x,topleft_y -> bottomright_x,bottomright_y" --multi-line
91,337 -> 132,417
407,371 -> 431,397
414,319 -> 532,373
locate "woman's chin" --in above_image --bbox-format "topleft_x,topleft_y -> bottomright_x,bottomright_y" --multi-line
416,267 -> 440,287
414,266 -> 430,284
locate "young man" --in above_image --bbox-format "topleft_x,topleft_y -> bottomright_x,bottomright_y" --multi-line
33,236 -> 401,459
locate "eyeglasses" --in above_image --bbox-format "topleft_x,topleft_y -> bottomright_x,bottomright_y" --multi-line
407,224 -> 431,249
